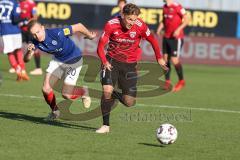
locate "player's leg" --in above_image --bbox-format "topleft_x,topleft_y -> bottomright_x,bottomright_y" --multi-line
30,49 -> 43,75
43,59 -> 63,120
3,34 -> 22,80
114,62 -> 137,107
163,38 -> 172,90
95,84 -> 115,133
42,73 -> 60,120
15,48 -> 29,81
170,38 -> 185,92
12,33 -> 29,80
7,52 -> 20,73
96,57 -> 118,133
25,28 -> 43,76
42,73 -> 59,111
61,58 -> 91,108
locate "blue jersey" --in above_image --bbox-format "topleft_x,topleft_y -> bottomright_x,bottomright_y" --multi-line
0,0 -> 21,35
32,26 -> 82,64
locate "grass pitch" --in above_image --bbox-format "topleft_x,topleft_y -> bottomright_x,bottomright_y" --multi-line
0,54 -> 240,160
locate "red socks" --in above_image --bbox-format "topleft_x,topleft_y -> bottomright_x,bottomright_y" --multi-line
43,91 -> 58,111
70,87 -> 85,100
15,49 -> 25,70
7,49 -> 25,70
8,52 -> 18,69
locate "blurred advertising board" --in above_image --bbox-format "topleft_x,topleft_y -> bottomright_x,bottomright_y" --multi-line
72,32 -> 240,66
35,1 -> 239,38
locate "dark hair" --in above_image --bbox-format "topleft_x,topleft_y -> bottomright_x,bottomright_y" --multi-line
122,3 -> 140,16
117,0 -> 127,5
27,20 -> 42,31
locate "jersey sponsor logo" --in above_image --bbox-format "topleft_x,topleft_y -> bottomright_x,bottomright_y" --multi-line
63,28 -> 71,36
116,38 -> 135,43
52,40 -> 57,45
129,32 -> 136,38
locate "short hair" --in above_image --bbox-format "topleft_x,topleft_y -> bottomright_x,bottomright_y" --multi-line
27,20 -> 42,31
122,3 -> 140,16
117,0 -> 127,5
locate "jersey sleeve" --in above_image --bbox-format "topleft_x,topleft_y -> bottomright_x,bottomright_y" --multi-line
136,21 -> 151,39
176,4 -> 186,17
62,26 -> 73,37
29,0 -> 37,16
97,22 -> 113,64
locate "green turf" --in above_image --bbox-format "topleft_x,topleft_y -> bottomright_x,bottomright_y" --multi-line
0,54 -> 240,160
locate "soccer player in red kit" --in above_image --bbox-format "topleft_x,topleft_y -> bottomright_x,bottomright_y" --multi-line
20,0 -> 42,75
96,3 -> 168,133
156,0 -> 189,92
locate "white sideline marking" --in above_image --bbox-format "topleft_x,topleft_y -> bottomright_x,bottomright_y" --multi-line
0,93 -> 240,114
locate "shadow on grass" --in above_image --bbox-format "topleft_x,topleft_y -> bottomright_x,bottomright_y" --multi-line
0,111 -> 97,131
138,142 -> 167,148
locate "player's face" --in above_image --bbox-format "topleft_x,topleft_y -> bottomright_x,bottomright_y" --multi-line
30,23 -> 45,42
121,14 -> 138,30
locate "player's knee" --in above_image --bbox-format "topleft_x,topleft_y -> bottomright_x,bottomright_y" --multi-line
124,99 -> 136,107
102,91 -> 112,100
62,93 -> 71,100
42,86 -> 52,95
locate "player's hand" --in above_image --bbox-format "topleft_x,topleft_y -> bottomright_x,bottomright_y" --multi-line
173,29 -> 180,37
24,44 -> 35,63
27,43 -> 35,51
156,29 -> 162,36
157,58 -> 168,71
103,61 -> 112,71
85,31 -> 97,40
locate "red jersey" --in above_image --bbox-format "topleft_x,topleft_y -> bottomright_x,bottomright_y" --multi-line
20,0 -> 37,31
163,2 -> 186,39
97,17 -> 162,64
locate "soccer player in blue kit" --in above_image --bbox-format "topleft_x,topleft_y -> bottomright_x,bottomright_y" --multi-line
24,20 -> 96,120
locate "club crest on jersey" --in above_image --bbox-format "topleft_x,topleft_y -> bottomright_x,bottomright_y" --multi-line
129,32 -> 136,38
52,40 -> 57,45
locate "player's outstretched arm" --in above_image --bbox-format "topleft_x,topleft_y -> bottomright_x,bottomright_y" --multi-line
24,43 -> 35,63
71,23 -> 96,40
145,33 -> 168,71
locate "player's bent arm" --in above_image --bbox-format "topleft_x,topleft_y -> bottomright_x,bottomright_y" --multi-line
24,44 -> 35,63
175,14 -> 190,33
145,33 -> 162,61
97,33 -> 109,65
24,50 -> 34,63
156,22 -> 164,35
146,34 -> 168,71
71,23 -> 96,40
